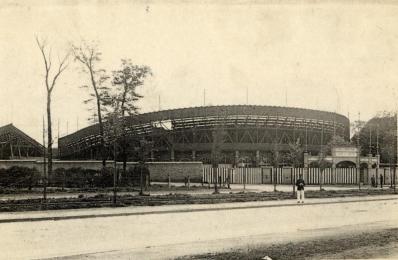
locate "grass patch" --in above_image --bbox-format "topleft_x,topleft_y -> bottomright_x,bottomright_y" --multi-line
0,188 -> 395,212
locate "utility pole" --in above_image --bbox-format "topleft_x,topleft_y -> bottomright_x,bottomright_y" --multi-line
319,121 -> 324,191
369,127 -> 372,155
211,117 -> 225,194
203,89 -> 206,106
305,125 -> 308,152
357,112 -> 361,190
243,164 -> 246,192
113,138 -> 117,205
246,87 -> 249,105
112,112 -> 119,205
285,87 -> 287,106
376,125 -> 379,155
57,119 -> 60,153
42,116 -> 47,202
376,124 -> 379,187
212,134 -> 219,194
138,139 -> 152,196
395,111 -> 398,193
333,113 -> 336,138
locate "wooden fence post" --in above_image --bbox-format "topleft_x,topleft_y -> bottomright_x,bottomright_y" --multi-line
292,168 -> 295,196
243,168 -> 246,191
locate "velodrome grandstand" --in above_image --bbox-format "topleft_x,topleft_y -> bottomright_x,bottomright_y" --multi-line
0,124 -> 44,159
58,105 -> 350,166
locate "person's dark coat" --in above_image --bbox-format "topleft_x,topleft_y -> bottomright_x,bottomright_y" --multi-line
296,178 -> 305,191
371,176 -> 376,187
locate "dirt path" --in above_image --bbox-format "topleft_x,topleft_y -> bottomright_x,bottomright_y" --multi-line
178,228 -> 398,260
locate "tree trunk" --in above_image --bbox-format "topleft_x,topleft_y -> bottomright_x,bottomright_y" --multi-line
89,68 -> 106,168
121,103 -> 127,181
122,143 -> 127,179
121,126 -> 127,181
47,94 -> 52,186
96,97 -> 106,167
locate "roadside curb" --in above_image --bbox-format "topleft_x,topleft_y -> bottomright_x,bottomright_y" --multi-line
0,196 -> 397,224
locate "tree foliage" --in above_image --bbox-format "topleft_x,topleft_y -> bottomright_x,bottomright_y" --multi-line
108,59 -> 152,116
324,135 -> 352,156
284,138 -> 304,167
357,112 -> 397,164
102,59 -> 152,176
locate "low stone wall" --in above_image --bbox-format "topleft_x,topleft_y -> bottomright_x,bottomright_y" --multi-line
0,160 -> 203,182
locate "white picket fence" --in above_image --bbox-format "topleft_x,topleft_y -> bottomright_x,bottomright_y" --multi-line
202,167 -> 385,185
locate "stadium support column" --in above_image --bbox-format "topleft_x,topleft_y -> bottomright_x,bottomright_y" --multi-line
10,143 -> 14,159
170,133 -> 175,161
150,150 -> 154,161
170,147 -> 175,161
256,150 -> 260,167
304,152 -> 309,183
376,154 -> 380,187
192,150 -> 196,161
303,152 -> 309,168
235,150 -> 239,166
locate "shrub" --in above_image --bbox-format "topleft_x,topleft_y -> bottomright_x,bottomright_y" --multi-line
93,167 -> 114,188
49,168 -> 66,188
1,166 -> 121,189
0,166 -> 40,189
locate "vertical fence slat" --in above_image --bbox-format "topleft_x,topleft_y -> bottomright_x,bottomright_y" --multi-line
202,167 -> 391,186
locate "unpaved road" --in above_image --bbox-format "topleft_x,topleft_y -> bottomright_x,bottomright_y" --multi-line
0,196 -> 397,259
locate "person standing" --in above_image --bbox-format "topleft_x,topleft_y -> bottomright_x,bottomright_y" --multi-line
371,175 -> 376,188
380,174 -> 384,189
296,174 -> 306,203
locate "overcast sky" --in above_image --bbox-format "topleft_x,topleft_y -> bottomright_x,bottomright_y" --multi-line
1,0 -> 398,144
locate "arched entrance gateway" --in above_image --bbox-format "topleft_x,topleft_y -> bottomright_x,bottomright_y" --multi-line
304,146 -> 380,185
304,146 -> 380,169
335,161 -> 356,168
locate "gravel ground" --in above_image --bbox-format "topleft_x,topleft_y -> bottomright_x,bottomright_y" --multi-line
178,228 -> 398,260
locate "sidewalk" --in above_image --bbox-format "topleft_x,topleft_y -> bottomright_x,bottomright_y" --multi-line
0,194 -> 396,224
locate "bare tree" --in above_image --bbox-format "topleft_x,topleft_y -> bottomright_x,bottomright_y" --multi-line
36,36 -> 69,200
71,42 -> 109,166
